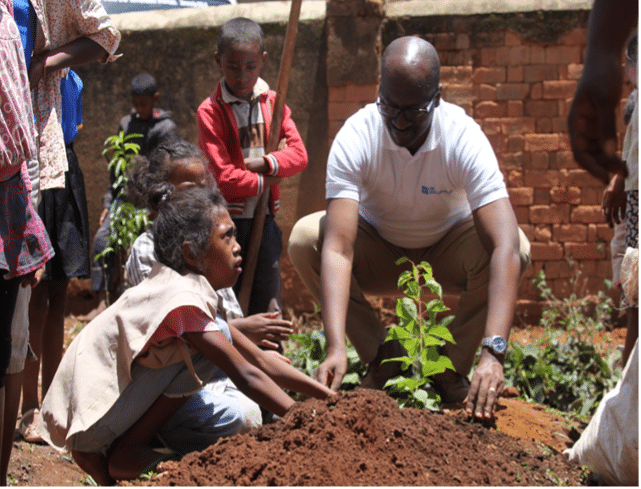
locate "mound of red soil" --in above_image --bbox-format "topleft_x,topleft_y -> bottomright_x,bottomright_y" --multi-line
147,390 -> 584,486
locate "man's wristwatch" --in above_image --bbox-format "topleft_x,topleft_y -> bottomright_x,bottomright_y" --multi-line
481,336 -> 507,356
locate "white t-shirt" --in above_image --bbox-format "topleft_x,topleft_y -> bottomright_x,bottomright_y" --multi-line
326,101 -> 508,248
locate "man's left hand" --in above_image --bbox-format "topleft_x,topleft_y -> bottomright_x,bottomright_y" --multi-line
464,350 -> 504,419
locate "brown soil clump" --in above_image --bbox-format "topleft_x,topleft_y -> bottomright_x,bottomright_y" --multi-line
146,389 -> 584,486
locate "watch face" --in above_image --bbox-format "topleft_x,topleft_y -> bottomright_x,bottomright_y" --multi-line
492,336 -> 507,353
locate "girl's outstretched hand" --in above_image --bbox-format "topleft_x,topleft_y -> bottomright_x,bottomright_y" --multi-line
230,312 -> 294,349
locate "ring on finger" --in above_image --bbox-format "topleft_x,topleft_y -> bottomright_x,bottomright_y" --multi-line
488,387 -> 497,393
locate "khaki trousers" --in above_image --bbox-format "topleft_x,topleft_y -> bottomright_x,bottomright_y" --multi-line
288,211 -> 531,375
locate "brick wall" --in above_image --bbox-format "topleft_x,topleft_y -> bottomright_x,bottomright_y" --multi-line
325,1 -> 631,319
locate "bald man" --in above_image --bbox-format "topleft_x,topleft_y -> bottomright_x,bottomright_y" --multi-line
289,37 -> 530,419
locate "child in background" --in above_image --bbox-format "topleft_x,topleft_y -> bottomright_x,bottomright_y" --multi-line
197,17 -> 308,317
38,185 -> 334,485
125,141 -> 296,454
85,73 -> 180,320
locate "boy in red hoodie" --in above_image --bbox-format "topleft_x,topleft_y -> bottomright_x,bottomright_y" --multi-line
197,17 -> 308,317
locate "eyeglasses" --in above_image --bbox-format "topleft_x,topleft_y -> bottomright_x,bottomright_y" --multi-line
376,93 -> 438,122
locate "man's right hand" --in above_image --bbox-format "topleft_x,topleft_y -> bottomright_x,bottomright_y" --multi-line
315,349 -> 347,391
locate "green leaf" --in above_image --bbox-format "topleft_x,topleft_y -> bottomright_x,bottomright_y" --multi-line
341,373 -> 361,385
429,324 -> 455,343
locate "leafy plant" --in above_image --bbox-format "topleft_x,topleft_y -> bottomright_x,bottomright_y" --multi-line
382,258 -> 455,410
502,264 -> 621,417
95,131 -> 150,301
285,329 -> 366,393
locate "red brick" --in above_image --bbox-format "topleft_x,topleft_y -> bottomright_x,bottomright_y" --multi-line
443,83 -> 474,103
530,152 -> 549,170
329,120 -> 345,139
531,45 -> 545,64
482,119 -> 502,136
564,242 -> 607,260
507,65 -> 524,82
496,117 -> 536,134
524,100 -> 558,117
523,64 -> 558,83
552,116 -> 568,133
474,101 -> 503,118
505,30 -> 522,47
459,101 -> 474,116
531,242 -> 564,260
433,33 -> 456,50
545,45 -> 581,64
472,67 -> 506,84
544,260 -> 572,279
441,66 -> 473,84
446,50 -> 474,66
475,83 -> 497,101
533,188 -> 551,204
581,187 -> 601,206
507,135 -> 525,152
486,133 -> 505,153
557,64 -> 569,81
550,186 -> 581,204
553,151 -> 578,170
456,33 -> 470,50
481,47 -> 510,66
543,80 -> 578,100
536,118 -> 553,133
534,224 -> 552,241
530,204 -> 570,224
524,170 -> 560,188
595,224 -> 614,242
571,205 -> 604,223
509,46 -> 530,66
553,223 -> 588,242
345,83 -> 377,103
561,28 -> 586,46
524,134 -> 560,152
507,100 -> 523,117
508,187 -> 533,206
531,82 -> 543,100
501,152 -> 528,168
560,169 -> 605,187
587,223 -> 597,241
328,101 -> 362,121
513,206 -> 529,223
506,170 -> 524,187
328,85 -> 347,102
568,63 -> 583,80
496,83 -> 530,100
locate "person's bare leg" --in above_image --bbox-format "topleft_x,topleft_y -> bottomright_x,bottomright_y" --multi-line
21,283 -> 48,415
76,290 -> 106,323
71,450 -> 115,486
1,372 -> 23,483
108,394 -> 186,481
40,280 -> 68,398
622,307 -> 638,367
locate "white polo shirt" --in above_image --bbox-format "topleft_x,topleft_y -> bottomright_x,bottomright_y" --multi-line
326,101 -> 508,248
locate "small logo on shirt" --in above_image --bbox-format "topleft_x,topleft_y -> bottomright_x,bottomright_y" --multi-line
422,186 -> 453,195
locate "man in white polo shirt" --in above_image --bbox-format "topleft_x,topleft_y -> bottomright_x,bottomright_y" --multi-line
288,36 -> 530,419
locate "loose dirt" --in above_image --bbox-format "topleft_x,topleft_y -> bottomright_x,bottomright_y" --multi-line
141,390 -> 584,486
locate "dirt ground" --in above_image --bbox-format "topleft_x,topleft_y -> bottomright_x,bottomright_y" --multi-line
5,313 -> 627,486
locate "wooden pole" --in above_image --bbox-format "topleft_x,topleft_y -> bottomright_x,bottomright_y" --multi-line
237,0 -> 303,315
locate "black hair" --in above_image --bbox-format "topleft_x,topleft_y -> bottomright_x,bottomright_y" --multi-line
152,185 -> 227,273
130,73 -> 158,96
217,17 -> 265,54
126,140 -> 213,211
